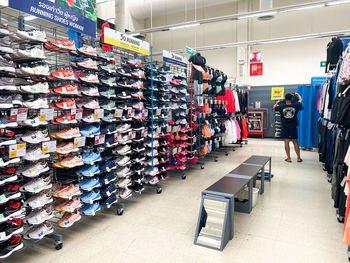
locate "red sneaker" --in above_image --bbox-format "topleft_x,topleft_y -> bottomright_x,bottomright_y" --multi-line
51,69 -> 76,80
50,39 -> 76,51
51,84 -> 78,95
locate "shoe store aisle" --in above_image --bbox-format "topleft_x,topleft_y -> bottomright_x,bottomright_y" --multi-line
4,139 -> 346,263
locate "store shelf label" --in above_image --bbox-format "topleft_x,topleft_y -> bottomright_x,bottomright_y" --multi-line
128,131 -> 136,140
155,109 -> 161,116
141,129 -> 148,138
74,136 -> 86,148
9,144 -> 26,158
127,109 -> 135,118
94,135 -> 105,145
71,109 -> 83,120
42,141 -> 56,154
94,109 -> 104,119
114,109 -> 123,118
39,109 -> 54,121
10,108 -> 28,122
114,132 -> 122,142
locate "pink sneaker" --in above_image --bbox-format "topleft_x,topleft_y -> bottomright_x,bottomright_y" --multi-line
56,184 -> 81,199
58,211 -> 81,228
60,156 -> 83,168
60,197 -> 82,212
55,142 -> 79,154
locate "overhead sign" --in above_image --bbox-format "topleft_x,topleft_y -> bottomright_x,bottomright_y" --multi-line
271,87 -> 284,100
8,0 -> 96,37
250,62 -> 263,76
185,46 -> 197,56
163,50 -> 187,67
104,28 -> 150,56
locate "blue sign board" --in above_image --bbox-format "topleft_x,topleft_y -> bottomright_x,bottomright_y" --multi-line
9,0 -> 96,37
311,77 -> 326,86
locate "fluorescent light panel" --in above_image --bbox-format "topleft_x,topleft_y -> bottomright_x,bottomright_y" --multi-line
24,15 -> 37,21
326,0 -> 350,6
238,11 -> 277,19
169,23 -> 200,30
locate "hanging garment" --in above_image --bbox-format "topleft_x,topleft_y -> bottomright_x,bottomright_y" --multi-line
296,85 -> 321,148
234,119 -> 241,141
326,37 -> 343,72
101,22 -> 112,52
231,120 -> 237,143
241,118 -> 248,139
223,120 -> 233,146
233,90 -> 241,113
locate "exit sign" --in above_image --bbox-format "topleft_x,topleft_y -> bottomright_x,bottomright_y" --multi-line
320,61 -> 327,67
185,46 -> 197,56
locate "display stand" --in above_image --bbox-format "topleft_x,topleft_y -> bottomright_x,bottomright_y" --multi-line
243,155 -> 273,182
229,163 -> 265,194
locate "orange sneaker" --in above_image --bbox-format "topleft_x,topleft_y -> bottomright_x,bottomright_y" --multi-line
58,211 -> 81,228
55,127 -> 81,139
50,39 -> 76,51
54,198 -> 69,211
60,197 -> 81,212
52,113 -> 77,125
53,185 -> 69,198
51,84 -> 78,95
51,99 -> 76,110
57,184 -> 81,199
60,156 -> 83,168
51,69 -> 76,80
55,142 -> 79,154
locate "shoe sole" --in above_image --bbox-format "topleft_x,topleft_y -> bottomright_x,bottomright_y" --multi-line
0,209 -> 23,223
0,139 -> 16,147
0,86 -> 16,91
22,166 -> 50,177
0,192 -> 21,205
0,158 -> 20,167
0,103 -> 13,108
0,242 -> 23,259
0,226 -> 24,241
59,214 -> 81,228
0,175 -> 17,186
0,122 -> 18,129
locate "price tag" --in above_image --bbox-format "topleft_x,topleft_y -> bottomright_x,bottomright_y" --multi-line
166,125 -> 172,133
114,132 -> 122,142
42,141 -> 56,154
156,127 -> 161,135
9,144 -> 26,158
214,100 -> 218,104
128,131 -> 136,140
127,109 -> 135,118
39,109 -> 54,121
94,134 -> 105,145
74,136 -> 86,148
94,109 -> 104,119
10,108 -> 28,122
156,109 -> 161,116
71,109 -> 83,120
114,109 -> 123,118
141,129 -> 148,138
144,109 -> 148,118
210,99 -> 213,104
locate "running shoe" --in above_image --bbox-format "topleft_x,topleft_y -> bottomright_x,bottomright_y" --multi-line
80,189 -> 101,204
59,156 -> 84,168
51,69 -> 76,80
50,98 -> 76,110
80,86 -> 99,96
100,172 -> 117,185
59,198 -> 82,213
23,191 -> 52,209
99,159 -> 117,173
80,125 -> 100,137
82,152 -> 102,165
23,205 -> 53,225
100,89 -> 116,99
80,74 -> 99,84
52,184 -> 81,199
0,169 -> 17,186
58,211 -> 81,228
20,177 -> 52,194
0,78 -> 16,91
101,194 -> 117,208
98,52 -> 115,62
119,189 -> 133,199
100,77 -> 116,86
49,39 -> 76,51
23,98 -> 48,109
23,147 -> 50,161
16,30 -> 46,42
16,48 -> 45,59
80,202 -> 101,216
0,185 -> 20,205
22,129 -> 49,144
79,178 -> 101,192
101,183 -> 116,197
20,65 -> 50,76
0,219 -> 23,242
100,101 -> 116,111
54,127 -> 81,139
51,84 -> 78,95
52,113 -> 77,125
78,46 -> 97,57
0,235 -> 23,259
77,59 -> 98,70
99,63 -> 116,73
23,222 -> 53,240
20,82 -> 49,94
131,70 -> 145,79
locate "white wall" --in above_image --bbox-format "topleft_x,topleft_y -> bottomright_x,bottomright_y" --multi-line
141,1 -> 350,86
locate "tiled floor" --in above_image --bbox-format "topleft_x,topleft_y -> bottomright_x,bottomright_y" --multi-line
5,139 -> 348,263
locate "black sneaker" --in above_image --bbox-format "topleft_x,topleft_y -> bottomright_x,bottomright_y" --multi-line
117,91 -> 132,99
0,219 -> 23,241
130,183 -> 144,193
132,122 -> 145,131
0,185 -> 21,205
117,79 -> 133,88
0,202 -> 22,223
0,235 -> 23,259
131,163 -> 144,173
100,172 -> 117,186
0,169 -> 17,186
131,173 -> 143,182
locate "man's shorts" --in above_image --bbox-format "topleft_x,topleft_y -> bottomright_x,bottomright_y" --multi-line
281,127 -> 298,139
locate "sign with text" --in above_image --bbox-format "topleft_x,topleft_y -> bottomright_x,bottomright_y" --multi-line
185,46 -> 196,56
8,0 -> 96,37
271,87 -> 285,101
250,62 -> 263,76
104,28 -> 150,56
163,50 -> 187,67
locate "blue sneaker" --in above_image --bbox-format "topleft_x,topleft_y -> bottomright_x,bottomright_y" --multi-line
79,177 -> 101,191
105,134 -> 118,148
82,151 -> 102,164
99,159 -> 116,172
80,189 -> 101,204
80,125 -> 100,137
101,123 -> 117,135
76,165 -> 100,177
101,193 -> 117,208
80,202 -> 101,216
101,183 -> 116,197
100,172 -> 116,185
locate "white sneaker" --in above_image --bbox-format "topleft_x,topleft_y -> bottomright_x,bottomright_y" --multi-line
83,100 -> 100,109
20,177 -> 52,193
21,116 -> 48,127
16,30 -> 47,42
23,205 -> 53,225
22,129 -> 50,144
20,65 -> 50,76
23,98 -> 48,109
17,161 -> 49,178
119,188 -> 133,199
0,158 -> 20,167
116,166 -> 130,178
17,48 -> 45,59
23,191 -> 53,209
114,145 -> 131,155
116,156 -> 130,166
23,222 -> 54,240
116,123 -> 131,133
23,147 -> 50,161
20,82 -> 49,94
117,178 -> 132,188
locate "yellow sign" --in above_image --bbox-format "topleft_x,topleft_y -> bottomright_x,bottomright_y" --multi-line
104,28 -> 150,56
271,87 -> 284,100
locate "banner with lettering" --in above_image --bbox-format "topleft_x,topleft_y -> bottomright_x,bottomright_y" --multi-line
163,50 -> 187,67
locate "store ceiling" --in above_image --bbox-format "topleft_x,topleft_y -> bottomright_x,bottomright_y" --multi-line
127,0 -> 238,19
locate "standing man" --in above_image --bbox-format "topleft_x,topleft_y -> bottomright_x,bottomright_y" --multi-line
273,93 -> 303,163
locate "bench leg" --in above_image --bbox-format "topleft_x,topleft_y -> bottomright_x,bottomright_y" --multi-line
260,167 -> 265,195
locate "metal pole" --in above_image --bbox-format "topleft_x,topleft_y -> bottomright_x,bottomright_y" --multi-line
151,47 -> 154,170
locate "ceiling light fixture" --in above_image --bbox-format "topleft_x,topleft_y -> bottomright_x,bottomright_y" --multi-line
326,0 -> 350,6
24,15 -> 37,21
238,11 -> 277,20
169,23 -> 200,31
129,33 -> 141,37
